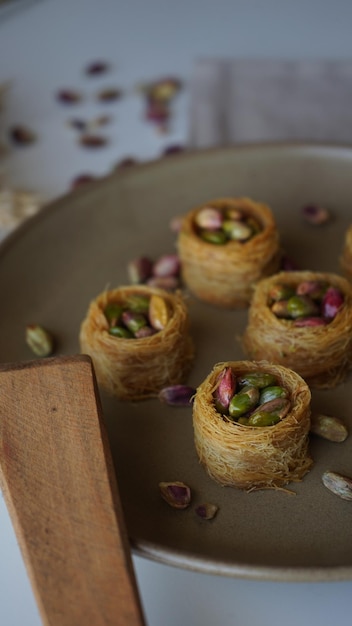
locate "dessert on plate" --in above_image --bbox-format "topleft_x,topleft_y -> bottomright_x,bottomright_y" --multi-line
192,360 -> 312,491
79,284 -> 195,400
177,196 -> 282,308
242,270 -> 352,388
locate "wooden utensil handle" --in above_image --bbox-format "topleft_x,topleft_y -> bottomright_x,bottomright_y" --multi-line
0,355 -> 146,626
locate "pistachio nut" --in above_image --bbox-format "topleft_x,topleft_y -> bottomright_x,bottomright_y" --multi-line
25,324 -> 54,357
127,256 -> 153,284
121,310 -> 148,334
286,294 -> 319,319
159,481 -> 191,509
259,385 -> 289,404
271,300 -> 291,318
214,366 -> 237,413
321,287 -> 344,320
134,326 -> 157,338
195,503 -> 219,520
149,294 -> 171,330
321,471 -> 352,501
199,229 -> 228,245
268,284 -> 295,302
310,413 -> 348,442
158,385 -> 196,406
104,302 -> 123,325
296,280 -> 328,300
146,276 -> 180,290
250,397 -> 291,422
247,411 -> 281,427
293,316 -> 328,327
239,372 -> 278,389
125,294 -> 150,313
108,325 -> 133,338
302,204 -> 331,225
194,206 -> 223,230
222,219 -> 252,242
152,254 -> 181,278
228,385 -> 260,419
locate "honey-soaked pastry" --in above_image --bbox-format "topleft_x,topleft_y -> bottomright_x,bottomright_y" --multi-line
79,285 -> 195,400
192,360 -> 313,491
242,270 -> 352,389
177,197 -> 282,308
340,224 -> 352,281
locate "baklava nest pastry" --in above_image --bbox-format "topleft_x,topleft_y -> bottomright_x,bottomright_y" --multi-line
242,270 -> 352,389
340,223 -> 352,281
177,196 -> 282,308
192,360 -> 312,491
79,285 -> 195,400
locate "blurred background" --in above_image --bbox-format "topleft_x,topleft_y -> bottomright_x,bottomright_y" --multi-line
1,1 -> 352,625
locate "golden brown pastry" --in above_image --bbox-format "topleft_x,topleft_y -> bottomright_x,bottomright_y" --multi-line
177,196 -> 282,308
242,270 -> 352,388
340,224 -> 352,281
79,285 -> 195,400
192,360 -> 313,491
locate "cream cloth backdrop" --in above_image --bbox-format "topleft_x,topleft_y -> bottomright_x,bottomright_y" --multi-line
189,59 -> 352,147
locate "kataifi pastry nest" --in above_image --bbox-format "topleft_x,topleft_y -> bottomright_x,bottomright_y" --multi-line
242,270 -> 352,389
192,360 -> 312,491
79,285 -> 195,400
177,196 -> 282,308
340,224 -> 352,281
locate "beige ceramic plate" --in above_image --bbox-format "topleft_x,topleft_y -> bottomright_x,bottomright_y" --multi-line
1,144 -> 352,582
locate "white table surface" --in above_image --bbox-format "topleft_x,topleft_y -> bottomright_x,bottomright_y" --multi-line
1,1 -> 352,624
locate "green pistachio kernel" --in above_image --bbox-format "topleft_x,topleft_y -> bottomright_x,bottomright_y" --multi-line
121,311 -> 147,334
108,325 -> 133,338
269,284 -> 296,302
200,229 -> 228,245
250,398 -> 291,422
239,372 -> 278,389
259,385 -> 289,404
222,220 -> 252,242
228,385 -> 260,419
237,417 -> 250,425
125,294 -> 150,313
104,302 -> 123,325
247,411 -> 281,427
286,295 -> 319,319
271,300 -> 291,318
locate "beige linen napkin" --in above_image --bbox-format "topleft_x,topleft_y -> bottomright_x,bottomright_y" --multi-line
189,59 -> 352,147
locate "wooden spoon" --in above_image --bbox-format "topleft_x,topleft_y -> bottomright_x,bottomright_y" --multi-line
0,354 -> 146,626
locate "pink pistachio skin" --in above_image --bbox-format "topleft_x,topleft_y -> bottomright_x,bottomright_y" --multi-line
321,287 -> 344,320
159,481 -> 191,509
214,367 -> 237,413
